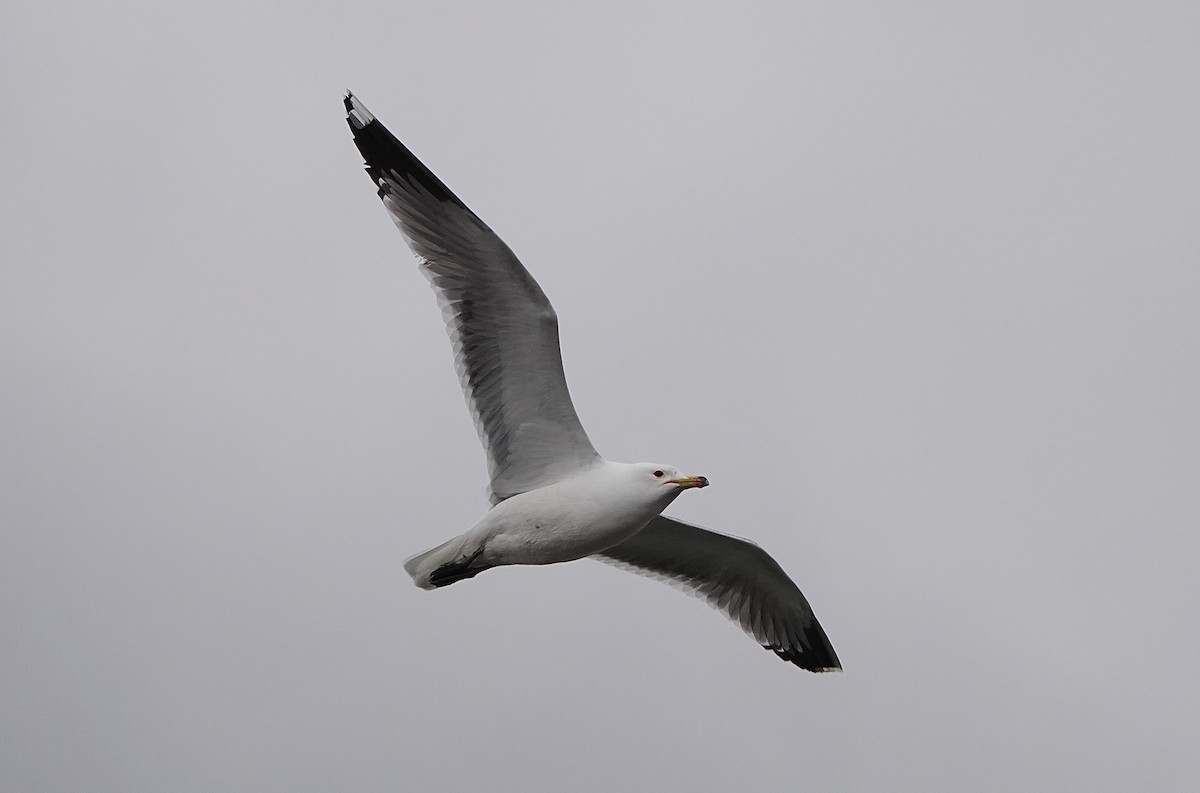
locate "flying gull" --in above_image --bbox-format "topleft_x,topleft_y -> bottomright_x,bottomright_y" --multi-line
344,93 -> 840,672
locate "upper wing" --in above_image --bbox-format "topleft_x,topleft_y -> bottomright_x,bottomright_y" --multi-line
594,515 -> 841,672
345,93 -> 601,502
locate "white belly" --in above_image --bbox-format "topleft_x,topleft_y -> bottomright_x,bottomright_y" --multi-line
471,467 -> 678,566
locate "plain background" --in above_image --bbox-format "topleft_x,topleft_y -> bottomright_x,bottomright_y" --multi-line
3,2 -> 1198,790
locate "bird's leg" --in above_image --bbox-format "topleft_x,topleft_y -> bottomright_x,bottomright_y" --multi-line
428,547 -> 487,588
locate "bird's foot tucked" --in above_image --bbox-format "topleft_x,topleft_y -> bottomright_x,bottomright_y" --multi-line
428,548 -> 486,588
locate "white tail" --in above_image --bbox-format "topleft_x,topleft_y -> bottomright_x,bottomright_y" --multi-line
403,535 -> 470,590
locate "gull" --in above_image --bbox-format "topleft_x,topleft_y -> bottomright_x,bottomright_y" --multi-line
344,93 -> 841,672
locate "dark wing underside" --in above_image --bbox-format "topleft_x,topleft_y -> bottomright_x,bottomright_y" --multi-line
595,515 -> 841,672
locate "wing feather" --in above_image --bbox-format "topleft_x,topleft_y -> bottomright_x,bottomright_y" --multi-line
345,94 -> 600,502
595,515 -> 841,672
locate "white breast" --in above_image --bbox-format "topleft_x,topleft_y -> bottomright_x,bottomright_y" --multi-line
475,461 -> 681,566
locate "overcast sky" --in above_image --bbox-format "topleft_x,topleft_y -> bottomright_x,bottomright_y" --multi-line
3,2 -> 1198,791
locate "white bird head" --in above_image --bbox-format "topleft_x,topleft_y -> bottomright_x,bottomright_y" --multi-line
630,462 -> 709,496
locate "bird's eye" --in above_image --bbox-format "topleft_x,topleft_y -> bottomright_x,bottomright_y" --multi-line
653,470 -> 664,478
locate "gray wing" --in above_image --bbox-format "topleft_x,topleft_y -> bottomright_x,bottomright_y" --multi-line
594,515 -> 841,672
345,94 -> 601,503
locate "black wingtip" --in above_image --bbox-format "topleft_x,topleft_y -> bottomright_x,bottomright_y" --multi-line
342,93 -> 470,212
766,619 -> 842,672
769,644 -> 843,673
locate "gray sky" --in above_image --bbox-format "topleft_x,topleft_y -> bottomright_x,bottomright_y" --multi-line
3,1 -> 1198,790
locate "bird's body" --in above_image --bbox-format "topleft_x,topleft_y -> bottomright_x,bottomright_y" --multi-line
405,461 -> 698,587
345,92 -> 842,672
